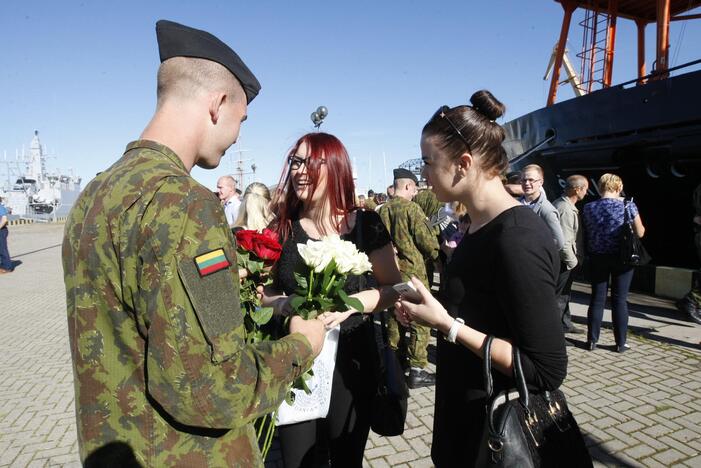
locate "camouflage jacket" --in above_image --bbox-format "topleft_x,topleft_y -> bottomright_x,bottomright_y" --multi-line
378,196 -> 439,287
62,141 -> 314,467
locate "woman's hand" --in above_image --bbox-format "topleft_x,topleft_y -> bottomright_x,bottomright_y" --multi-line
395,277 -> 453,333
318,311 -> 355,329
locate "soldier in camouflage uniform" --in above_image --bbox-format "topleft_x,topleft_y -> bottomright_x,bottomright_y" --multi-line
62,20 -> 325,467
365,189 -> 377,211
379,168 -> 439,388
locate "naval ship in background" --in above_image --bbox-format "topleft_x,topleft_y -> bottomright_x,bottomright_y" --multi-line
1,131 -> 82,220
504,0 -> 701,269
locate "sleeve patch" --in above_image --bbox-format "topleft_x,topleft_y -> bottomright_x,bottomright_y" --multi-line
178,253 -> 242,341
194,248 -> 230,277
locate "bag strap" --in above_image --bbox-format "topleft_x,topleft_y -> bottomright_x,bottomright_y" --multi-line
482,335 -> 530,407
482,336 -> 495,398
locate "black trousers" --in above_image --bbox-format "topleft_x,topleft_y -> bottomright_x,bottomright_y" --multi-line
277,321 -> 375,468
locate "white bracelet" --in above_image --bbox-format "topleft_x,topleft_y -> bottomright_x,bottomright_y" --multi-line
446,318 -> 465,344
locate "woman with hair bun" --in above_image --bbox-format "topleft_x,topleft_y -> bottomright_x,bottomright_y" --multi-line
394,91 -> 588,466
233,181 -> 274,232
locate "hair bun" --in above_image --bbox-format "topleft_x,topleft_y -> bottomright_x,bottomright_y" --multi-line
470,90 -> 505,121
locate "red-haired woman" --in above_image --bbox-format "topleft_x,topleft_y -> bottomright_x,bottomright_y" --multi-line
263,132 -> 401,467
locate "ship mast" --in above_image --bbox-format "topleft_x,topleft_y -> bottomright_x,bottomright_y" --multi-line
546,0 -> 701,106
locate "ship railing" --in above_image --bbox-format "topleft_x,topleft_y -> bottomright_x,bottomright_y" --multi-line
618,58 -> 701,89
508,133 -> 557,167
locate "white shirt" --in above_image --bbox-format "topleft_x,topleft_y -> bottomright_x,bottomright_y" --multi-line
223,197 -> 241,227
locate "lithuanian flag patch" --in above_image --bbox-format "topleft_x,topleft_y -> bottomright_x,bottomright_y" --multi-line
194,248 -> 231,277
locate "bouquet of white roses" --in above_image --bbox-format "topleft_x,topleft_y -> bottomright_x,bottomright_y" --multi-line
276,235 -> 372,425
289,234 -> 373,320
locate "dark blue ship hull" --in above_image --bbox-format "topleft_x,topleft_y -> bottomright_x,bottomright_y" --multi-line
504,69 -> 701,268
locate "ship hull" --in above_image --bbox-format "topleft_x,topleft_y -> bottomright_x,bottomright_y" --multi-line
504,69 -> 701,268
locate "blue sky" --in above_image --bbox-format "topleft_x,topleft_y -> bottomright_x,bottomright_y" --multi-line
1,0 -> 699,194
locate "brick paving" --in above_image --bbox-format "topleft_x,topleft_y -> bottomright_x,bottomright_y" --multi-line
1,223 -> 700,467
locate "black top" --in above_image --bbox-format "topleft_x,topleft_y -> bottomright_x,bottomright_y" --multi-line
432,206 -> 567,467
273,209 -> 391,298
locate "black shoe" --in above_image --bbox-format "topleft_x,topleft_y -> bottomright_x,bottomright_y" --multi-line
587,341 -> 596,351
564,325 -> 586,335
677,298 -> 695,315
690,308 -> 701,325
565,339 -> 574,347
616,344 -> 630,353
407,369 -> 436,389
676,298 -> 701,325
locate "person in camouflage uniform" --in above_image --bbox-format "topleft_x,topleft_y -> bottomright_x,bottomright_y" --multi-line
62,20 -> 325,467
379,168 -> 439,388
413,188 -> 443,289
365,189 -> 377,211
677,182 -> 701,325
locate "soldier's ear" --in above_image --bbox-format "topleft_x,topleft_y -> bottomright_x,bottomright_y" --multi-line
208,92 -> 227,124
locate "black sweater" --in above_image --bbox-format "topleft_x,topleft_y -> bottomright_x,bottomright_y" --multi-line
432,205 -> 567,467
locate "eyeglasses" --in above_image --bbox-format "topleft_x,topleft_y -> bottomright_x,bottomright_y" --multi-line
521,178 -> 542,185
432,105 -> 472,154
287,155 -> 327,171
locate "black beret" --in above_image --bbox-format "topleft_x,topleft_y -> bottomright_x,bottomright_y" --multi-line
393,168 -> 418,183
156,20 -> 261,104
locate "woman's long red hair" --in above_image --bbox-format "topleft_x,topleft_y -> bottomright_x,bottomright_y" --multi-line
271,132 -> 357,243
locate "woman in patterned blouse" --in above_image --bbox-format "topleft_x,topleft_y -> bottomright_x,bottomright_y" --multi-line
582,173 -> 646,353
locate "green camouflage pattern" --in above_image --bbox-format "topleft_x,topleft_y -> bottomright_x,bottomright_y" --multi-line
413,189 -> 442,237
378,196 -> 438,369
62,140 -> 314,467
364,198 -> 377,211
378,197 -> 438,287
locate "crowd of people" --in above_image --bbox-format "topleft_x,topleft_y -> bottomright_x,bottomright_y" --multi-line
60,19 -> 698,468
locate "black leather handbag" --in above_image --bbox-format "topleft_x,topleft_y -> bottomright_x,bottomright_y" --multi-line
476,336 -> 592,467
620,198 -> 651,266
369,310 -> 409,436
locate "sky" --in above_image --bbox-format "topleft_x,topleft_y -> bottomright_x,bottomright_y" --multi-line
1,0 -> 700,195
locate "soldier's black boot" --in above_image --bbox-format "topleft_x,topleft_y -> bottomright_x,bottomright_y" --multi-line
407,368 -> 436,389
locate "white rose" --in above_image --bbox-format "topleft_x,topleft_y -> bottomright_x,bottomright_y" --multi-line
297,240 -> 332,272
350,252 -> 372,275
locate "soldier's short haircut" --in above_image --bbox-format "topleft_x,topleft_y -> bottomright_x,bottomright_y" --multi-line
394,178 -> 416,190
156,57 -> 245,105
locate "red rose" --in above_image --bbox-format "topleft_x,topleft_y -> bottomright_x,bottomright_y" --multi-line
252,233 -> 282,263
261,228 -> 279,243
235,230 -> 257,252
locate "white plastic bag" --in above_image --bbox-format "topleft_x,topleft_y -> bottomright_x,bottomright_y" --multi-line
275,325 -> 340,426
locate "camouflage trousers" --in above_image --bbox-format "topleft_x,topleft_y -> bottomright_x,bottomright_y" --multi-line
387,311 -> 430,369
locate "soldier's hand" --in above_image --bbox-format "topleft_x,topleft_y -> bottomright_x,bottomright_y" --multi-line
289,315 -> 326,357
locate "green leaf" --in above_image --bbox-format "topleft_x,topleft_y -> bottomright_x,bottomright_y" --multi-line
318,297 -> 334,311
321,260 -> 336,290
294,272 -> 308,290
248,260 -> 263,274
338,289 -> 364,312
251,307 -> 274,325
290,296 -> 306,310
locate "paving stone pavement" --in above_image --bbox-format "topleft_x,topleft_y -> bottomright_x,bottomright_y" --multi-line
1,223 -> 700,467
